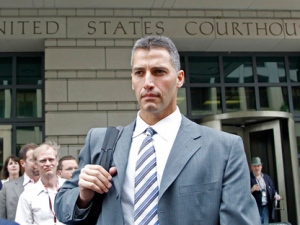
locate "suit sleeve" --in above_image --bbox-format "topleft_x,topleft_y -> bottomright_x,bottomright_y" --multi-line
219,136 -> 261,225
55,128 -> 105,224
0,183 -> 7,218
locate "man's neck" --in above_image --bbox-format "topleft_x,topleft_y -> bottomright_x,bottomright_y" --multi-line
26,173 -> 40,183
255,172 -> 262,178
41,175 -> 58,190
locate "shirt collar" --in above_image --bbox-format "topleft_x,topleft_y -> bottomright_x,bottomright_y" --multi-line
23,173 -> 33,187
36,176 -> 66,195
133,106 -> 182,141
35,179 -> 46,195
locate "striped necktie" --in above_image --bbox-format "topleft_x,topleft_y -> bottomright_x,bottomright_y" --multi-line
134,127 -> 159,225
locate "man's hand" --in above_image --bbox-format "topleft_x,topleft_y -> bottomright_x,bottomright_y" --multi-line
77,165 -> 117,208
275,194 -> 282,201
251,184 -> 260,192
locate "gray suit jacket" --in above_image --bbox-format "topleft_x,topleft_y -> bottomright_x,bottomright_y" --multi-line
0,176 -> 24,221
0,219 -> 20,225
55,116 -> 261,225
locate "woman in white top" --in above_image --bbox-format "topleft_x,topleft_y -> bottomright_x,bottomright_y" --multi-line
1,155 -> 22,184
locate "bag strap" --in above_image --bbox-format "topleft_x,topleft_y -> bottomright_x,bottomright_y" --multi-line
99,126 -> 123,170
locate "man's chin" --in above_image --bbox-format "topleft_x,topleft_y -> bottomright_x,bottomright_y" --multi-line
142,103 -> 159,112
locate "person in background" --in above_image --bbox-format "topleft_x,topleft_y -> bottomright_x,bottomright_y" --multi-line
57,155 -> 78,180
54,35 -> 260,225
0,143 -> 39,221
1,155 -> 22,184
0,180 -> 2,190
15,141 -> 65,225
250,156 -> 281,224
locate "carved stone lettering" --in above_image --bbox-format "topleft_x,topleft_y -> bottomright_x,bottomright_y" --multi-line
0,19 -> 60,36
0,18 -> 299,39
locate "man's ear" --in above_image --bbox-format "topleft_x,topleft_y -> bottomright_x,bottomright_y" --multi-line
20,159 -> 25,168
57,170 -> 62,176
177,70 -> 185,88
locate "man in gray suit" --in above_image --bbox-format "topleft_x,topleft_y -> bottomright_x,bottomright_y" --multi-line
0,143 -> 39,221
55,35 -> 261,224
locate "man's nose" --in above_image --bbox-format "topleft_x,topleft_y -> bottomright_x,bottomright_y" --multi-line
143,72 -> 154,88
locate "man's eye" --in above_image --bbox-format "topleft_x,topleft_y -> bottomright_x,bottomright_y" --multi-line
155,70 -> 165,74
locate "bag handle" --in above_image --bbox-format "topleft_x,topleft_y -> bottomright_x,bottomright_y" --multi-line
99,126 -> 123,171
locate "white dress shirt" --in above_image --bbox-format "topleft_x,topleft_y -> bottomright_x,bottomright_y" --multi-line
1,178 -> 9,184
15,176 -> 66,225
121,107 -> 182,225
23,173 -> 35,190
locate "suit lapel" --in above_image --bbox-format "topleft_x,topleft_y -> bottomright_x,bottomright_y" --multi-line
112,117 -> 202,198
113,121 -> 135,194
159,117 -> 202,199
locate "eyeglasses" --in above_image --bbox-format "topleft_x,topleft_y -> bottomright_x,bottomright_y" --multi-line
38,158 -> 56,165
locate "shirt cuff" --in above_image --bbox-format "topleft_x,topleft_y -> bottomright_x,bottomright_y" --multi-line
74,203 -> 92,220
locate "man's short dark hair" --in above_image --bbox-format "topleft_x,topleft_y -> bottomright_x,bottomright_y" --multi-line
131,35 -> 181,72
57,155 -> 78,171
18,143 -> 38,160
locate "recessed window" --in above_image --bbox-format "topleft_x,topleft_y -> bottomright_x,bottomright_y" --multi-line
256,57 -> 286,83
0,89 -> 12,118
0,53 -> 44,156
0,57 -> 12,85
17,57 -> 43,85
190,87 -> 222,116
259,87 -> 289,111
188,56 -> 220,83
223,57 -> 254,83
16,89 -> 42,118
225,87 -> 255,112
288,56 -> 300,83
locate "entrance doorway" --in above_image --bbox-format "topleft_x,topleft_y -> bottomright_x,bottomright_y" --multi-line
200,111 -> 300,225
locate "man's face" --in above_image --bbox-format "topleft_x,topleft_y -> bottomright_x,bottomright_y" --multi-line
21,149 -> 39,178
36,147 -> 58,179
251,164 -> 263,176
57,159 -> 78,180
131,48 -> 184,123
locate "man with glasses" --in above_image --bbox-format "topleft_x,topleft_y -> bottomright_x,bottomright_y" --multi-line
15,141 -> 65,225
